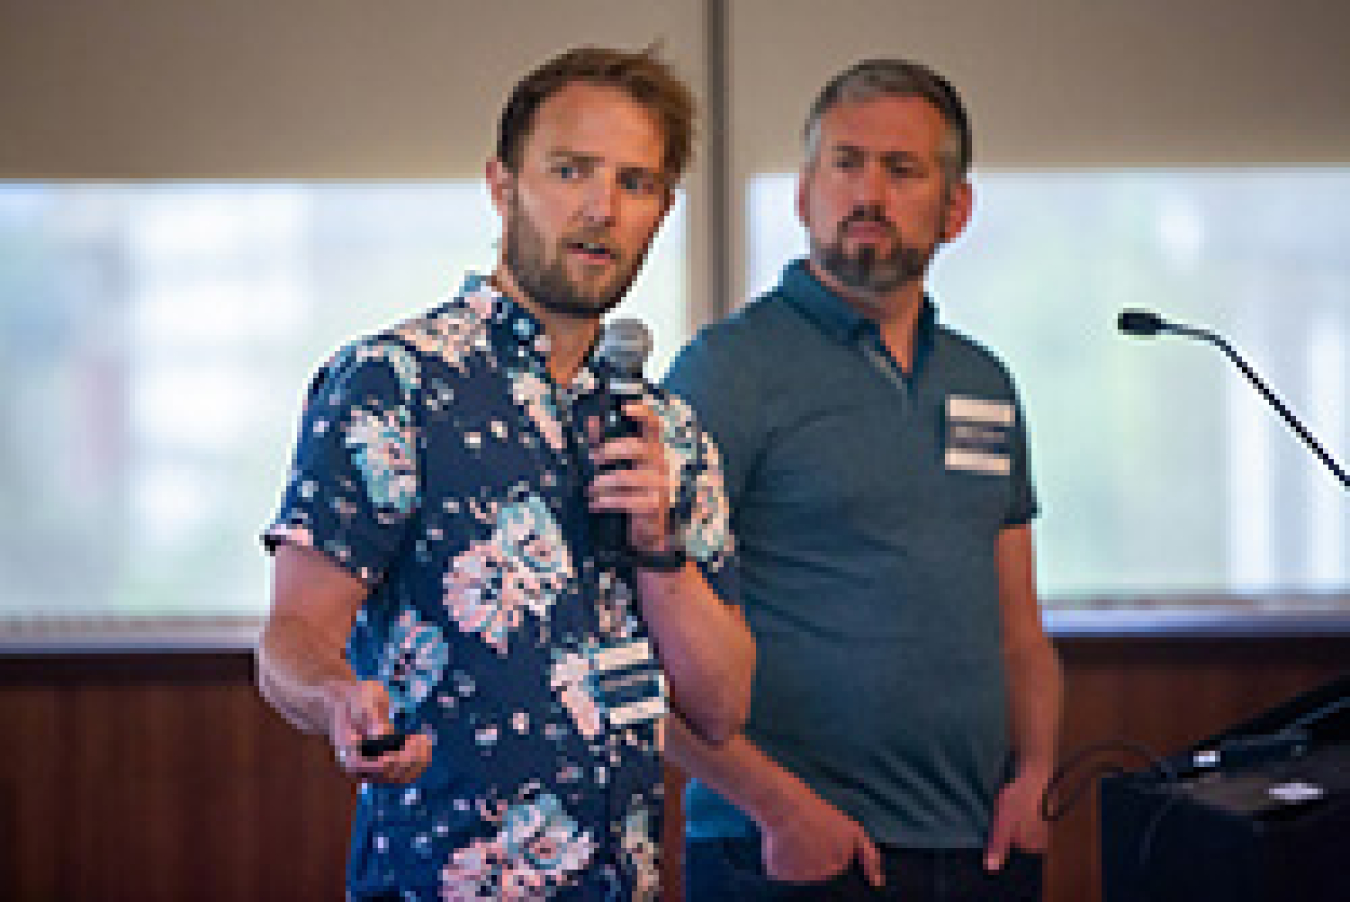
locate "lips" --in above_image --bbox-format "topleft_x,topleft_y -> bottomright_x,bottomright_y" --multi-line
566,239 -> 617,263
843,220 -> 894,241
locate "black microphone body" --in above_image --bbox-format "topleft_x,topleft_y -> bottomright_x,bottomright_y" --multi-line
1118,308 -> 1349,489
592,319 -> 653,564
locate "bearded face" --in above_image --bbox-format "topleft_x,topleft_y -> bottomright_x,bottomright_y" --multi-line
501,186 -> 651,320
811,202 -> 940,297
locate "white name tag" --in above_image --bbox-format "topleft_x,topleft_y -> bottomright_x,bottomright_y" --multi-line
945,395 -> 1014,475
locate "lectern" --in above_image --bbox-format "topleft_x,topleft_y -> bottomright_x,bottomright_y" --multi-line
1100,675 -> 1350,902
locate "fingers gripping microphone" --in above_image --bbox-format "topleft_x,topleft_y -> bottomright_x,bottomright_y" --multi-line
593,319 -> 654,564
1118,309 -> 1349,489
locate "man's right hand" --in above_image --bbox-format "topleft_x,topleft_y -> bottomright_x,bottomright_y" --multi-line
326,679 -> 432,783
759,787 -> 884,887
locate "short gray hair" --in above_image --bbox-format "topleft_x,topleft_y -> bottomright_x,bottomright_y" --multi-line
803,59 -> 972,185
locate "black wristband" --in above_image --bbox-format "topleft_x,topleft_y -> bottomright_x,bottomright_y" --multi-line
625,544 -> 688,573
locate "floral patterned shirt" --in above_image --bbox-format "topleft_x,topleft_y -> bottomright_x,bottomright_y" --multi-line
264,274 -> 737,901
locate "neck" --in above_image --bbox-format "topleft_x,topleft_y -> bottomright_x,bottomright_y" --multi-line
807,259 -> 926,369
490,264 -> 601,385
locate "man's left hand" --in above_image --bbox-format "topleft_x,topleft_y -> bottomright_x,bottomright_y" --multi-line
983,767 -> 1051,871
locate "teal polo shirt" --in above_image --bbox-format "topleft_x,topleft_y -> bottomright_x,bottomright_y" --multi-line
664,260 -> 1038,849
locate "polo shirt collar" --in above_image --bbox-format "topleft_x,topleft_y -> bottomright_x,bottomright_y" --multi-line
778,258 -> 939,375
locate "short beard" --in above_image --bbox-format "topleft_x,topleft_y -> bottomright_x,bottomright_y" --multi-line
502,195 -> 637,321
813,232 -> 934,297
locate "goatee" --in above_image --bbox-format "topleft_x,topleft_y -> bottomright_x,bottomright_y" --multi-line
814,208 -> 935,296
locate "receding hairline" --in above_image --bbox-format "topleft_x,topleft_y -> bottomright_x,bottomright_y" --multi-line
802,59 -> 972,183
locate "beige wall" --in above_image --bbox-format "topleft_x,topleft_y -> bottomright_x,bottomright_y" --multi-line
4,0 -> 1349,312
0,0 -> 707,178
724,0 -> 1350,302
0,0 -> 716,324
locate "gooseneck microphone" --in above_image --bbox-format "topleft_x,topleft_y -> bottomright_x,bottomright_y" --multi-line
1118,308 -> 1349,489
592,318 -> 654,563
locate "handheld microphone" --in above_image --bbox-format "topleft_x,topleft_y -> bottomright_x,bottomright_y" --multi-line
1118,308 -> 1349,488
592,318 -> 654,563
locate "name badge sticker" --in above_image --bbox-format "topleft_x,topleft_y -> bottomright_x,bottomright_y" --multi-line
945,395 -> 1014,475
589,638 -> 668,729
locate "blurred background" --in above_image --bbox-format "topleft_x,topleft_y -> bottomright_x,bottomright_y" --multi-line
2,0 -> 1347,635
1,2 -> 1347,899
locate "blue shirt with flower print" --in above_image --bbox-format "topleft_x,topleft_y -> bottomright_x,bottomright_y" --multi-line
264,274 -> 737,901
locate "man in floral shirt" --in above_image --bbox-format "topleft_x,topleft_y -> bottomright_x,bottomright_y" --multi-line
257,47 -> 753,902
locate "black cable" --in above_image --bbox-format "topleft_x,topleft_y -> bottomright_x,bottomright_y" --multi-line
1283,695 -> 1350,736
1040,739 -> 1174,823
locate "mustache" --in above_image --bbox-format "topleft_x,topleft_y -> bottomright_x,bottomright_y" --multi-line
840,206 -> 896,232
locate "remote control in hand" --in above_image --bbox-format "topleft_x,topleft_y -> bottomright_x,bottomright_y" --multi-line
358,731 -> 408,757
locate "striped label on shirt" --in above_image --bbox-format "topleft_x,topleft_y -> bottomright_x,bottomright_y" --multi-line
590,639 -> 667,728
945,395 -> 1014,475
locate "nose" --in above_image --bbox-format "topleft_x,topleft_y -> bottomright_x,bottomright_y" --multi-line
853,160 -> 888,205
582,176 -> 619,226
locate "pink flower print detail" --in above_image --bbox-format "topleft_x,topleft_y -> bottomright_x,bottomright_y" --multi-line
685,452 -> 733,562
398,302 -> 491,373
441,793 -> 595,901
379,609 -> 450,716
550,652 -> 603,739
443,496 -> 573,654
444,540 -> 520,653
654,397 -> 733,564
345,406 -> 417,513
622,807 -> 661,902
463,283 -> 498,321
509,371 -> 566,451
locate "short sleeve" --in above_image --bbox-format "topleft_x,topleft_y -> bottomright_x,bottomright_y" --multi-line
652,393 -> 740,610
1003,390 -> 1039,528
662,326 -> 762,509
263,339 -> 422,585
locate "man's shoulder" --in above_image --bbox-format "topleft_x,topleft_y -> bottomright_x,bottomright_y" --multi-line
675,291 -> 806,370
328,288 -> 498,383
933,321 -> 1020,391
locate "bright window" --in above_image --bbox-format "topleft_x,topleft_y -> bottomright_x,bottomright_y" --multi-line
0,183 -> 687,624
748,169 -> 1350,602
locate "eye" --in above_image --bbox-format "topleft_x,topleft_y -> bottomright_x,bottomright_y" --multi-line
883,158 -> 923,178
619,171 -> 659,195
554,163 -> 579,180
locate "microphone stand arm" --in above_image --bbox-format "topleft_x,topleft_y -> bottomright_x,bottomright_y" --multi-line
1170,324 -> 1350,489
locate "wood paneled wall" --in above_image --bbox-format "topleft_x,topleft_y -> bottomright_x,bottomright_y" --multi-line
2,637 -> 1346,901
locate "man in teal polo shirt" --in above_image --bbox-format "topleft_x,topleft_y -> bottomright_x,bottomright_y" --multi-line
663,59 -> 1062,901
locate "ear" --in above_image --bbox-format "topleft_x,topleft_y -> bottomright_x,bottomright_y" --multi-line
941,179 -> 974,243
486,158 -> 514,217
795,164 -> 812,227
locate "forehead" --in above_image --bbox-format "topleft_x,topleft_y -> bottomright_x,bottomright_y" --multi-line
817,94 -> 947,156
523,82 -> 665,169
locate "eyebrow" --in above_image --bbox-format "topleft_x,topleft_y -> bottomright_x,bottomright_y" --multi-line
544,150 -> 666,184
829,143 -> 923,161
544,150 -> 604,168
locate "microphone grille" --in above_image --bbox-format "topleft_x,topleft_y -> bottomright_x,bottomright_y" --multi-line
1118,309 -> 1166,336
598,318 -> 652,375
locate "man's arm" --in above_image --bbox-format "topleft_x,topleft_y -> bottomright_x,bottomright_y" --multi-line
983,522 -> 1062,870
667,716 -> 884,886
589,403 -> 754,745
633,563 -> 754,744
256,542 -> 432,782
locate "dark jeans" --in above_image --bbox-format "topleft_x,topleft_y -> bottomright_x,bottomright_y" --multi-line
685,836 -> 1043,902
